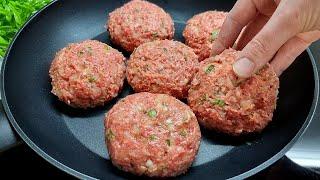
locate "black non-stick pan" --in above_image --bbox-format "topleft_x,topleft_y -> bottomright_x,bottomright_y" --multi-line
1,0 -> 319,179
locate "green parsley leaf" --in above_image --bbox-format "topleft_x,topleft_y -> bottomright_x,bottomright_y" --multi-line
179,129 -> 187,137
77,50 -> 84,56
163,47 -> 168,52
166,139 -> 171,146
106,128 -> 115,140
149,134 -> 157,141
212,99 -> 225,107
204,64 -> 215,74
151,32 -> 158,39
105,45 -> 110,52
147,109 -> 157,118
86,46 -> 93,54
211,29 -> 220,42
88,76 -> 96,83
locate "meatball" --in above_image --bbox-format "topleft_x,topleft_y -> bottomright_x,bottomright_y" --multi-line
126,40 -> 199,99
105,92 -> 201,177
187,48 -> 279,136
183,11 -> 227,61
49,40 -> 126,108
107,0 -> 174,52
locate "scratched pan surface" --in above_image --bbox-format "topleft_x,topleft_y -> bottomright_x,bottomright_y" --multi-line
2,0 -> 319,179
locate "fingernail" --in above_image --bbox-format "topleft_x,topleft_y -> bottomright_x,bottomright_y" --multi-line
233,58 -> 255,78
211,41 -> 225,56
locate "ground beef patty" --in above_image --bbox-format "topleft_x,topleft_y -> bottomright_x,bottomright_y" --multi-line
49,40 -> 126,108
188,48 -> 279,136
183,11 -> 227,61
105,92 -> 201,177
126,40 -> 199,99
107,0 -> 174,52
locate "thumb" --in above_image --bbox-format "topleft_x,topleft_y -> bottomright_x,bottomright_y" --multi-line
233,5 -> 300,78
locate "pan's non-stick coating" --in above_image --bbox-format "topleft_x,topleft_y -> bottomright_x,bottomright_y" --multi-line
1,0 -> 317,179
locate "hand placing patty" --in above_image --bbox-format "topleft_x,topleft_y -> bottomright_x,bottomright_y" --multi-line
211,0 -> 320,78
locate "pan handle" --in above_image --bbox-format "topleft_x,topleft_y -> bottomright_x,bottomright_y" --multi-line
0,58 -> 20,152
0,103 -> 20,152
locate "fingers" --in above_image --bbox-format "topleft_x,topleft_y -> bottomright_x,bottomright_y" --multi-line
271,30 -> 320,76
211,0 -> 276,56
211,2 -> 256,56
233,5 -> 302,78
211,15 -> 245,56
235,14 -> 269,50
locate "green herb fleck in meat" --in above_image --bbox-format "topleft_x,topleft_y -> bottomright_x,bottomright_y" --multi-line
143,64 -> 150,71
151,32 -> 158,39
210,29 -> 220,42
88,76 -> 96,83
77,50 -> 84,56
204,64 -> 215,74
86,46 -> 93,54
163,48 -> 168,52
105,45 -> 110,52
149,134 -> 157,141
179,129 -> 187,137
147,109 -> 157,118
106,128 -> 115,140
184,54 -> 188,61
199,94 -> 208,104
211,99 -> 225,107
166,139 -> 171,146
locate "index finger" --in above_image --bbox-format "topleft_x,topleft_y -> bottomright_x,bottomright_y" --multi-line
211,0 -> 276,56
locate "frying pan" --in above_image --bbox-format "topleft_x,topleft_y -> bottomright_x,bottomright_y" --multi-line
0,0 -> 319,179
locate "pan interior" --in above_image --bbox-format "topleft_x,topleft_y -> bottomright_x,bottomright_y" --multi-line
2,0 -> 315,179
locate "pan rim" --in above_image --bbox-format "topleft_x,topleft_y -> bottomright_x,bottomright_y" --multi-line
0,0 -> 318,179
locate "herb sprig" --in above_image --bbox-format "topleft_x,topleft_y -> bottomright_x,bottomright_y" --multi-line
0,0 -> 52,57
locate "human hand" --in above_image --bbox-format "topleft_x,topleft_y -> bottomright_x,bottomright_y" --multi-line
211,0 -> 320,78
